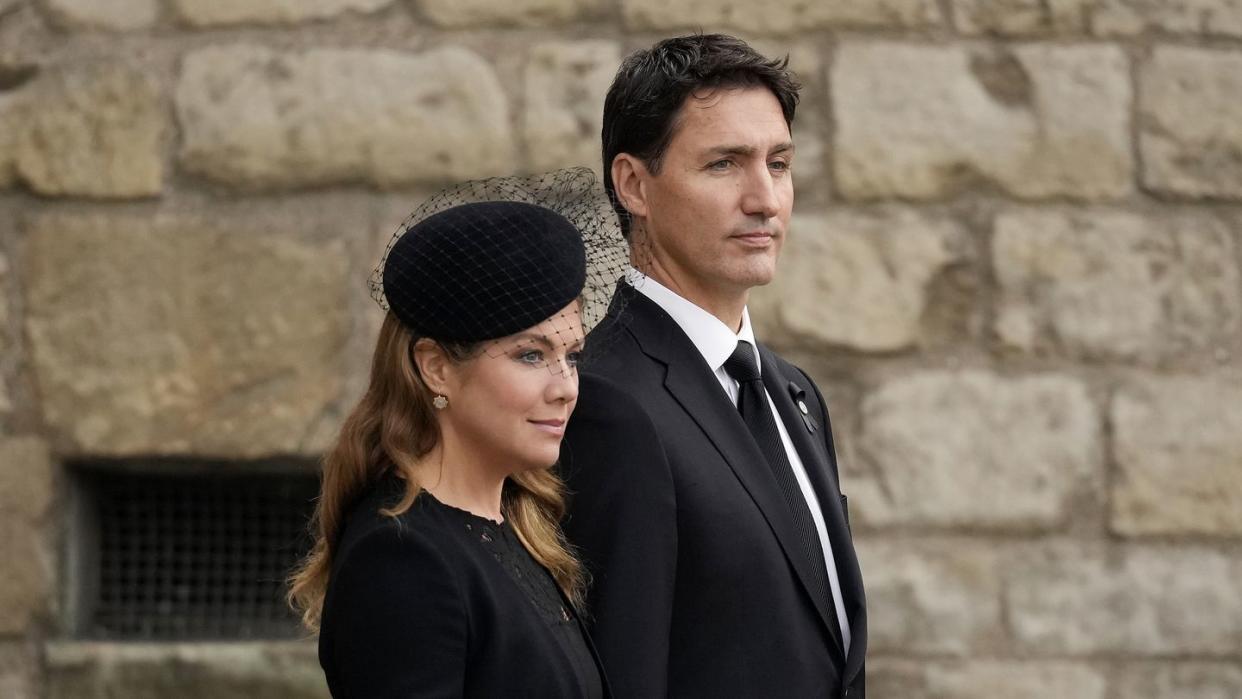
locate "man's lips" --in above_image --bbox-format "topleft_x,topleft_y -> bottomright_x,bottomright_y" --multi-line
731,231 -> 777,247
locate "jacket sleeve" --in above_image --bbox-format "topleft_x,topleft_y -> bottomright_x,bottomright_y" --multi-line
323,521 -> 467,698
560,372 -> 677,699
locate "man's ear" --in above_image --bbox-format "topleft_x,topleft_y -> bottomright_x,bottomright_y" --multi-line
611,154 -> 651,222
412,338 -> 454,396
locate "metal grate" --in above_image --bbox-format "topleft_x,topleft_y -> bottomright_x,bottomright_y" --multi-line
80,469 -> 317,640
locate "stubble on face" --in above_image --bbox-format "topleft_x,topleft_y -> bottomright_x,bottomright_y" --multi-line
634,86 -> 795,327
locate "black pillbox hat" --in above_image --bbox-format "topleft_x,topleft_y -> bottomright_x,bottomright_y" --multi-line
381,201 -> 587,343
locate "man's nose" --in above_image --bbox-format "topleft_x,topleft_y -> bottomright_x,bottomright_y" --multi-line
740,167 -> 780,219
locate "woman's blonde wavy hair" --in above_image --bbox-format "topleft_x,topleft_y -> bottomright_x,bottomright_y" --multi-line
288,312 -> 585,631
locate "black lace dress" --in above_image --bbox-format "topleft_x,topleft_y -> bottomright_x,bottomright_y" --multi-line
319,479 -> 608,698
436,497 -> 604,699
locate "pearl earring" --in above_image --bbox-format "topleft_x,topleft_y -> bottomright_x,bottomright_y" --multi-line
432,395 -> 449,410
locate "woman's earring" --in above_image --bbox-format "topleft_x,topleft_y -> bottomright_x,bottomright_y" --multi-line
432,395 -> 449,410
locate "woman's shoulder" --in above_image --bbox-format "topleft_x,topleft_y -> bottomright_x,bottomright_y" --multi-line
333,481 -> 460,574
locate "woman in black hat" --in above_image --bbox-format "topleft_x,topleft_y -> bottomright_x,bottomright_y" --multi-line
288,171 -> 623,698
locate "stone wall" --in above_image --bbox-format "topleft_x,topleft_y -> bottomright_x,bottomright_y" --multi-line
0,0 -> 1239,696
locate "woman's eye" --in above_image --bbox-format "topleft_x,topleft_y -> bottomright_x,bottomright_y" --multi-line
517,350 -> 544,364
565,351 -> 583,367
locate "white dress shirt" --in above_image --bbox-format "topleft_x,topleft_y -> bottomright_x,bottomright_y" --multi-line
626,269 -> 851,654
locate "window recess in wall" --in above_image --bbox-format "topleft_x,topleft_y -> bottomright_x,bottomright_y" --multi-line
65,461 -> 319,641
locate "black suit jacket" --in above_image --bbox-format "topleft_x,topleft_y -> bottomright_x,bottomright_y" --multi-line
561,285 -> 866,698
319,479 -> 611,698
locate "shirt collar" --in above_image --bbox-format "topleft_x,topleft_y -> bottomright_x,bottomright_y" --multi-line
626,267 -> 760,374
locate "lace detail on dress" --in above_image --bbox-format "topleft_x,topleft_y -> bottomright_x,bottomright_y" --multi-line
478,520 -> 573,623
431,496 -> 573,624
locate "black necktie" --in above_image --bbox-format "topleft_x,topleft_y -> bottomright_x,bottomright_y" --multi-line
724,340 -> 842,648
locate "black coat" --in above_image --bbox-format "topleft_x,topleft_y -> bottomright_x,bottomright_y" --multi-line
318,480 -> 610,698
561,285 -> 867,698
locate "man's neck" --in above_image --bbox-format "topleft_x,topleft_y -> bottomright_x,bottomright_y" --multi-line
632,259 -> 747,333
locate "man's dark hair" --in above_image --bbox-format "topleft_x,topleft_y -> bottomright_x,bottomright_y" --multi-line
601,34 -> 801,234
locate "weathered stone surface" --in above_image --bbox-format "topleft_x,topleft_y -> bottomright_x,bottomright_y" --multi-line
1114,662 -> 1242,699
870,659 -> 1107,699
0,100 -> 17,188
993,209 -> 1240,361
622,0 -> 941,33
44,0 -> 159,30
1005,543 -> 1242,654
171,0 -> 392,26
752,210 -> 969,352
46,641 -> 329,699
176,46 -> 513,189
0,642 -> 39,699
0,251 -> 9,365
833,42 -> 1131,200
1094,0 -> 1242,36
0,437 -> 54,633
854,371 -> 1099,529
420,0 -> 600,26
1141,47 -> 1242,200
524,41 -> 619,172
952,0 -> 1085,35
856,540 -> 1002,655
0,62 -> 35,188
23,209 -> 350,457
954,0 -> 1242,37
14,63 -> 164,198
1112,377 -> 1242,537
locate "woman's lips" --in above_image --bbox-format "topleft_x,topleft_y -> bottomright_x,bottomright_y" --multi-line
529,418 -> 566,436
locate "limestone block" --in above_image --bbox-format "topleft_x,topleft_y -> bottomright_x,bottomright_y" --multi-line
869,659 -> 1108,699
524,41 -> 620,172
171,0 -> 390,25
1112,376 -> 1242,537
1114,662 -> 1242,699
993,209 -> 1240,361
856,540 -> 1002,655
1093,0 -> 1242,37
176,46 -> 513,189
1141,47 -> 1242,199
23,209 -> 350,457
0,642 -> 39,699
954,0 -> 1242,37
751,209 -> 969,352
46,641 -> 329,699
622,0 -> 942,33
0,61 -> 37,189
419,0 -> 600,26
833,42 -> 1131,200
44,0 -> 159,30
952,0 -> 1086,35
0,251 -> 9,360
0,99 -> 17,189
1004,543 -> 1242,654
854,371 -> 1099,530
0,437 -> 54,633
14,62 -> 164,198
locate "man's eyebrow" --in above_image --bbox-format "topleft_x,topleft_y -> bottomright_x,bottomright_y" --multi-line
702,142 -> 796,158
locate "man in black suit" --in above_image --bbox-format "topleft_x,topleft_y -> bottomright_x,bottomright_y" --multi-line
560,34 -> 867,698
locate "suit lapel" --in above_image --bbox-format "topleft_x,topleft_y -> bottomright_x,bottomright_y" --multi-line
616,288 -> 842,656
758,346 -> 868,684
